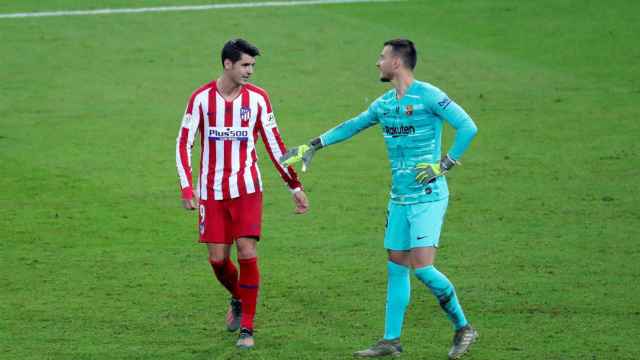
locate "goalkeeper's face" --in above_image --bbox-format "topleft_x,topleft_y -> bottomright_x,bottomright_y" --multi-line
376,45 -> 396,83
224,53 -> 256,86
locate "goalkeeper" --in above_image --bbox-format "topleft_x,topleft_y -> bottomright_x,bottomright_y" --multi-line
280,39 -> 478,359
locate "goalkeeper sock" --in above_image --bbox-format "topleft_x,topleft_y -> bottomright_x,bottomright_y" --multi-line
383,261 -> 411,340
210,257 -> 239,299
238,257 -> 260,330
415,265 -> 468,330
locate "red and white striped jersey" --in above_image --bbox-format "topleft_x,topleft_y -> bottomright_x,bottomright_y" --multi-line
176,80 -> 302,201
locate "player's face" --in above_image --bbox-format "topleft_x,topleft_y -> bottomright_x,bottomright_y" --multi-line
226,53 -> 256,85
376,46 -> 396,83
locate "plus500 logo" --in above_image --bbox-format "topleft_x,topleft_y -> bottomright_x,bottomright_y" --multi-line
209,127 -> 249,141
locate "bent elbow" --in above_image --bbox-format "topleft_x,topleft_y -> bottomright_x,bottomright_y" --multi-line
462,121 -> 478,140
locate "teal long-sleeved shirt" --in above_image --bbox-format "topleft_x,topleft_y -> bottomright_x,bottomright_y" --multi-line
320,80 -> 477,204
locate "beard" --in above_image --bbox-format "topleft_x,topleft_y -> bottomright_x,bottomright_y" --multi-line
379,70 -> 392,82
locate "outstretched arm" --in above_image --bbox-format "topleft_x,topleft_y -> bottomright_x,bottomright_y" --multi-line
280,105 -> 379,171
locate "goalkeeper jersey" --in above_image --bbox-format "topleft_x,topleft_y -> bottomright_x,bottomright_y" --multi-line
320,80 -> 477,204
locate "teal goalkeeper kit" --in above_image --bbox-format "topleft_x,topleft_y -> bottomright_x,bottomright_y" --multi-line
318,78 -> 477,346
319,80 -> 477,205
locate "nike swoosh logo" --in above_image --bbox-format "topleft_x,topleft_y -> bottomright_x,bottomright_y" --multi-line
417,236 -> 427,240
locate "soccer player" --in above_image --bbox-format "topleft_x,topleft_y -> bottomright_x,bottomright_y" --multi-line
280,39 -> 478,359
176,38 -> 309,349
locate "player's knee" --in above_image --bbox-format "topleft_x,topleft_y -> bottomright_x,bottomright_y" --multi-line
207,244 -> 231,263
410,247 -> 436,268
236,237 -> 258,259
208,254 -> 228,264
387,250 -> 410,267
236,244 -> 257,259
208,249 -> 230,263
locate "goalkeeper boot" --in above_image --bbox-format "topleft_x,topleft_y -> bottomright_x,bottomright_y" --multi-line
447,324 -> 478,359
226,298 -> 242,332
236,327 -> 254,349
353,338 -> 403,357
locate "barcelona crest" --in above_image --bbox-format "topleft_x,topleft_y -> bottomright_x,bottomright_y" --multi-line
405,105 -> 414,116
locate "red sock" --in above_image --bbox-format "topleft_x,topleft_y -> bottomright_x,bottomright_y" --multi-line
210,258 -> 239,299
238,257 -> 260,330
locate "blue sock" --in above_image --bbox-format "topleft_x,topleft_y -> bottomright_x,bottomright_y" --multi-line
383,261 -> 411,340
415,265 -> 468,330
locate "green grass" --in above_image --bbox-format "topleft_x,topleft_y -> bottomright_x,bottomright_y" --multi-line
1,0 -> 639,359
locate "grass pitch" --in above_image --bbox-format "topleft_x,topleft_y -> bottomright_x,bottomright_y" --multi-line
1,1 -> 639,359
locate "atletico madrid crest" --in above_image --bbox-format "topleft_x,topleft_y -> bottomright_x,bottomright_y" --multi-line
405,105 -> 414,116
240,107 -> 252,122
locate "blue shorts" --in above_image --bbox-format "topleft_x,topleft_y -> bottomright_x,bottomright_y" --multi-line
383,198 -> 449,251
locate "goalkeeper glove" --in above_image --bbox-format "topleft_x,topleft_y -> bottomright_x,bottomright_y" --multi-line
415,155 -> 459,184
280,138 -> 323,172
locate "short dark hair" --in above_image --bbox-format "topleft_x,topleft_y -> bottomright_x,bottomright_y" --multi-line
220,38 -> 260,66
383,38 -> 417,70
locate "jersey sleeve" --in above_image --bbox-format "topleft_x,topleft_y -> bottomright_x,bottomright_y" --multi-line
319,102 -> 380,146
175,93 -> 202,200
256,93 -> 303,192
427,87 -> 478,160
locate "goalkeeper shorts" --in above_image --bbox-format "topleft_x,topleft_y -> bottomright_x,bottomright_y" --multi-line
383,197 -> 448,251
198,191 -> 262,244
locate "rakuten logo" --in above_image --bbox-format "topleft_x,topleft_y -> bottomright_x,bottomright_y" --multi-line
384,125 -> 415,137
